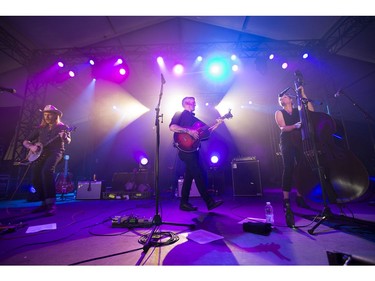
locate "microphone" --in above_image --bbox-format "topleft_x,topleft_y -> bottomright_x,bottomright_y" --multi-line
0,87 -> 16,94
334,90 -> 341,98
278,87 -> 291,97
161,73 -> 166,84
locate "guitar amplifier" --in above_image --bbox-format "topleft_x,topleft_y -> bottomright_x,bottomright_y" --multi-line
76,181 -> 102,200
231,159 -> 262,196
177,179 -> 200,197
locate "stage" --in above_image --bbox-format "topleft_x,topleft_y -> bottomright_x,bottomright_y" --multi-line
1,188 -> 374,267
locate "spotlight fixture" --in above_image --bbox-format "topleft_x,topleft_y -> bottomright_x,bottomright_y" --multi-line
139,157 -> 149,171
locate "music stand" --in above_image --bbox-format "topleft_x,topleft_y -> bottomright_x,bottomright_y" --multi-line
136,74 -> 195,265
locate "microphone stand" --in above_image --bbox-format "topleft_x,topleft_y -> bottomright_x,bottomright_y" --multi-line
337,90 -> 375,156
135,74 -> 195,265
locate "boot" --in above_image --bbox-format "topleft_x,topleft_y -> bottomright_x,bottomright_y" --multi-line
283,199 -> 295,228
45,198 -> 56,216
45,205 -> 56,216
207,198 -> 224,211
31,203 -> 47,213
296,196 -> 310,209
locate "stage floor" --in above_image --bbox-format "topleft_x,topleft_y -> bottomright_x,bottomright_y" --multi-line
1,187 -> 375,277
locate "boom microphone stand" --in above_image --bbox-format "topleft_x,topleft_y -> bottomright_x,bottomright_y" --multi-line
136,74 -> 195,265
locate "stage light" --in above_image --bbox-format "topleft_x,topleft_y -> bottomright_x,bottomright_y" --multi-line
173,64 -> 184,75
269,54 -> 274,60
89,59 -> 95,65
157,56 -> 165,65
58,61 -> 64,68
282,62 -> 288,69
119,68 -> 126,75
231,54 -> 237,61
115,58 -> 123,66
91,57 -> 129,83
302,53 -> 309,59
209,62 -> 223,75
204,55 -> 233,83
210,155 -> 219,164
232,64 -> 239,72
139,156 -> 149,171
140,157 -> 149,166
196,56 -> 203,62
68,70 -> 75,77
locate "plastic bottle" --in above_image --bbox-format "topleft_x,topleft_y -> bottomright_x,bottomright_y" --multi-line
265,202 -> 274,224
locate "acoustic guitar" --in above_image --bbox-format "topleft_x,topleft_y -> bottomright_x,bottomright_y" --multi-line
173,109 -> 233,153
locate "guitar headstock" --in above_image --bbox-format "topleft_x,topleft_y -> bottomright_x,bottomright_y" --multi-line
68,126 -> 77,132
222,109 -> 233,120
294,70 -> 304,88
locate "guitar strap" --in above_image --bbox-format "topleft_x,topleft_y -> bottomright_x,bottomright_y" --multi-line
172,110 -> 196,127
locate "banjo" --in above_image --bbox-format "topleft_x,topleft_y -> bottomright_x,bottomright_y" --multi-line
26,126 -> 76,163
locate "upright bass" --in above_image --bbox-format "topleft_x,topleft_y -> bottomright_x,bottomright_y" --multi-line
293,70 -> 369,204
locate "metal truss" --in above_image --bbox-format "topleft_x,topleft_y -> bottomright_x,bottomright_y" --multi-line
11,78 -> 47,162
40,40 -> 314,65
304,16 -> 375,56
0,25 -> 33,66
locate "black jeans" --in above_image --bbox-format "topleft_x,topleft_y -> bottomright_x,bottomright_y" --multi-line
32,150 -> 63,202
178,150 -> 212,205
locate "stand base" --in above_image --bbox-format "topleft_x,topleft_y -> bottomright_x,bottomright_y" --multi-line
151,214 -> 196,229
308,206 -> 333,235
135,214 -> 196,265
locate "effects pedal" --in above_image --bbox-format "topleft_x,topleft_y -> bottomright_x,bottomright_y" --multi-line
111,215 -> 153,228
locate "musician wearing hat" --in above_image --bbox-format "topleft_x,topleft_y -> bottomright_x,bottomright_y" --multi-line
23,105 -> 72,216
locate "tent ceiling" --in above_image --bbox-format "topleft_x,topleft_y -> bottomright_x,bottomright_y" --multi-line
1,16 -> 375,75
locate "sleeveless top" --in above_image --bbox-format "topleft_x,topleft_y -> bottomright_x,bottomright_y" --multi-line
280,108 -> 301,146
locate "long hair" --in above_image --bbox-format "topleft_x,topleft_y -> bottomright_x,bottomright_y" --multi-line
39,113 -> 62,127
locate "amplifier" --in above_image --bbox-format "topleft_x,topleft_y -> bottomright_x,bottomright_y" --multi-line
112,171 -> 153,192
231,159 -> 262,196
76,181 -> 102,200
177,178 -> 200,197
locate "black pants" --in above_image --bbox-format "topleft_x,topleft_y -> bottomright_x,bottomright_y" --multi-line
178,150 -> 212,205
31,150 -> 63,202
280,142 -> 304,193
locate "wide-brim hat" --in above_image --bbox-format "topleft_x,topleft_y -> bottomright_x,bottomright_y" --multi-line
40,105 -> 63,117
278,87 -> 294,98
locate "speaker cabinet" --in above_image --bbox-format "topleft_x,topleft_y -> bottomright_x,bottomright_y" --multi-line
111,171 -> 153,192
177,178 -> 200,197
231,159 -> 262,196
76,181 -> 102,199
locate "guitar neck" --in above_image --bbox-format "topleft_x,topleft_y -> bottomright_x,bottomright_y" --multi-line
44,134 -> 60,147
44,126 -> 74,148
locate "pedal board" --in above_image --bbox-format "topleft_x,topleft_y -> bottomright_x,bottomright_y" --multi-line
111,215 -> 153,228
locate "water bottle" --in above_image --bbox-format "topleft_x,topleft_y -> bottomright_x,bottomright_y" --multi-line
265,202 -> 274,224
